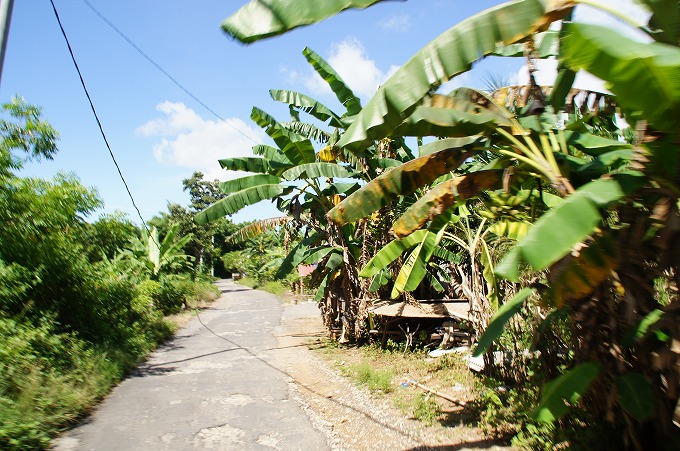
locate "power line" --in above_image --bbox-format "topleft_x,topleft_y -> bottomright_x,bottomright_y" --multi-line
48,0 -> 152,233
78,0 -> 260,146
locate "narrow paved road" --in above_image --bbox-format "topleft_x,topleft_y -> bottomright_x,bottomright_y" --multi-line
52,280 -> 331,450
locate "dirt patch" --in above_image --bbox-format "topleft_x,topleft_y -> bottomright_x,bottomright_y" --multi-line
274,302 -> 513,450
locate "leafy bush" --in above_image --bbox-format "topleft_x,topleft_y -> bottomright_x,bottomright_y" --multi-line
0,318 -> 120,449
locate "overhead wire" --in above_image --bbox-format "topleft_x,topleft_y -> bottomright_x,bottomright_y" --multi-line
77,0 -> 260,146
48,0 -> 153,234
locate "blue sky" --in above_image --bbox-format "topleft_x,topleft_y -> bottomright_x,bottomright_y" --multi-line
1,0 -> 642,224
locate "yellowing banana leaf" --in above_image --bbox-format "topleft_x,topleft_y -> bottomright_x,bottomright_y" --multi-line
194,184 -> 287,224
222,0 -> 388,44
560,22 -> 680,132
548,234 -> 618,307
359,229 -> 429,278
337,0 -> 574,152
282,162 -> 355,181
226,216 -> 292,243
219,174 -> 282,195
327,146 -> 477,226
391,170 -> 503,238
302,47 -> 362,117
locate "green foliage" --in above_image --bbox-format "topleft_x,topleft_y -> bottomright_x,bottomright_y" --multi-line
412,393 -> 441,426
122,223 -> 193,279
532,363 -> 600,423
473,288 -> 535,357
351,361 -> 393,393
0,99 -> 220,448
0,97 -> 58,178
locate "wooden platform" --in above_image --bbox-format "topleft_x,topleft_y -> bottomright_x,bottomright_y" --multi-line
369,300 -> 470,321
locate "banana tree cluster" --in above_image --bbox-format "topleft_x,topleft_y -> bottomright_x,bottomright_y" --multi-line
220,0 -> 680,447
195,47 -> 418,339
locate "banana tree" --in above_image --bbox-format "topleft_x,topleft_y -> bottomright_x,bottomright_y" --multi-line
221,1 -> 680,445
123,223 -> 193,280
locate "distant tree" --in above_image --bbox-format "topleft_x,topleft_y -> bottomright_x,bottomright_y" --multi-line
150,171 -> 240,277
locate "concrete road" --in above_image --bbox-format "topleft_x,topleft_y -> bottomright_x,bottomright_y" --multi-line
52,280 -> 331,450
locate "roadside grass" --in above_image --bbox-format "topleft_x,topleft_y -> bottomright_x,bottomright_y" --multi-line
314,338 -> 480,429
235,277 -> 289,297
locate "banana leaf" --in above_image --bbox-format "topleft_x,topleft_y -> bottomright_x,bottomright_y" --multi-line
391,229 -> 442,298
495,173 -> 644,280
564,131 -> 632,156
281,121 -> 331,144
251,107 -> 316,165
360,229 -> 429,277
336,0 -> 574,152
194,184 -> 287,224
391,170 -> 504,238
226,216 -> 292,243
270,89 -> 343,127
635,0 -> 679,45
491,29 -> 560,57
301,246 -> 341,264
276,233 -> 324,279
303,47 -> 363,117
560,22 -> 680,132
223,0 -> 388,44
418,136 -> 484,157
219,174 -> 282,195
532,362 -> 600,422
282,162 -> 355,180
327,146 -> 477,226
368,267 -> 391,292
616,373 -> 655,421
252,144 -> 294,165
218,156 -> 281,174
473,287 -> 535,357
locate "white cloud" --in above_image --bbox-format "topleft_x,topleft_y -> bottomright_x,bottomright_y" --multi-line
136,101 -> 264,180
378,14 -> 411,32
302,38 -> 399,100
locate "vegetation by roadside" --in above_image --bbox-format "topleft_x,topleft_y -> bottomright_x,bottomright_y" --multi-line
0,99 -> 224,450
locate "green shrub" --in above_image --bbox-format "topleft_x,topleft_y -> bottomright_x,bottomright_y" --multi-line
412,393 -> 441,426
0,318 -> 121,450
353,362 -> 393,393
